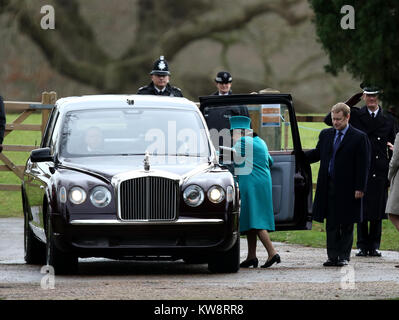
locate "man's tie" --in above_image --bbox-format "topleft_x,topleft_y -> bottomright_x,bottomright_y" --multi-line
371,112 -> 375,119
329,131 -> 343,177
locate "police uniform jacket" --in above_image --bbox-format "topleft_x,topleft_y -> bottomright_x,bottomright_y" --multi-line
0,96 -> 6,145
137,82 -> 183,97
324,106 -> 397,220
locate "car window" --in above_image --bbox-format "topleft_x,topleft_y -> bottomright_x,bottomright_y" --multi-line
248,103 -> 293,152
207,103 -> 294,152
59,108 -> 211,158
41,109 -> 59,148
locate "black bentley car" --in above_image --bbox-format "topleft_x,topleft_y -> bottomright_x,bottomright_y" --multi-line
22,94 -> 312,274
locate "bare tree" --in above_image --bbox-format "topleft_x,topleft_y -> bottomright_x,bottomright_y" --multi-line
0,0 -> 309,97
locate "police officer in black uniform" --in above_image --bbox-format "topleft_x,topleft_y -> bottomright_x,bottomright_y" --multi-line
0,96 -> 6,153
137,56 -> 183,97
212,71 -> 233,96
324,85 -> 397,257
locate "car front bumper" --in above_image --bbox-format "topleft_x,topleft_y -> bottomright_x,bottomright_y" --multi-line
51,213 -> 239,260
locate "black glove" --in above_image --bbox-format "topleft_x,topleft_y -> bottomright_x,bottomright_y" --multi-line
0,145 -> 3,153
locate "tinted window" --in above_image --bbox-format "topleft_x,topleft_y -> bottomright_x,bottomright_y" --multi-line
41,109 -> 59,148
207,103 -> 294,152
59,108 -> 210,158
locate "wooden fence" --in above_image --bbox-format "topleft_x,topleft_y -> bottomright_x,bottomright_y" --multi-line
0,93 -> 323,192
0,92 -> 56,191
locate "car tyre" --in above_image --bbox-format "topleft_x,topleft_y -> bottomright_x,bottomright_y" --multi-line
46,210 -> 78,275
23,200 -> 46,265
208,237 -> 240,273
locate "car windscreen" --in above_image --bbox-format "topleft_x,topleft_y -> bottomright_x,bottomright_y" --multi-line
59,108 -> 211,158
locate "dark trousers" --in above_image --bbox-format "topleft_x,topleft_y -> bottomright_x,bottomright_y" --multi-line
356,220 -> 382,251
326,180 -> 354,261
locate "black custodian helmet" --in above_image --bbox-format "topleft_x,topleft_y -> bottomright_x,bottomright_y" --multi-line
150,56 -> 171,76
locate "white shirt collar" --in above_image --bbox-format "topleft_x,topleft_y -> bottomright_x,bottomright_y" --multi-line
367,107 -> 379,116
155,86 -> 166,93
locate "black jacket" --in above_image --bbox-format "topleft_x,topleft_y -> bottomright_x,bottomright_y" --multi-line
0,96 -> 6,146
137,82 -> 183,97
306,125 -> 370,224
324,106 -> 397,220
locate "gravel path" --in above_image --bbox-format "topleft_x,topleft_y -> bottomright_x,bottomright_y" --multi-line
1,218 -> 398,300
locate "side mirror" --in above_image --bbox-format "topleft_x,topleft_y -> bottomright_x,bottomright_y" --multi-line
30,147 -> 54,162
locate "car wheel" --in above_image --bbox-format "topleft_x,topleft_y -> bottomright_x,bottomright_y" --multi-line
46,209 -> 78,275
208,237 -> 240,273
24,208 -> 46,265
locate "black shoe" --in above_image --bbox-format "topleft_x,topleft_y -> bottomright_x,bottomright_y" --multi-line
368,249 -> 382,257
337,259 -> 349,267
356,249 -> 368,257
240,258 -> 259,268
323,259 -> 338,267
261,254 -> 281,268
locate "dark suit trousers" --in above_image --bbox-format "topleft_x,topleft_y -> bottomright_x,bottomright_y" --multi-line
326,180 -> 354,261
356,220 -> 382,251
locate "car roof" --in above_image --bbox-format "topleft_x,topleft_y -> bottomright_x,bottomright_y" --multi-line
55,95 -> 199,113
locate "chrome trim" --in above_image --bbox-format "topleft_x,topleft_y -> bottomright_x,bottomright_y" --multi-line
29,221 -> 46,242
69,218 -> 224,226
112,164 -> 213,221
118,176 -> 179,221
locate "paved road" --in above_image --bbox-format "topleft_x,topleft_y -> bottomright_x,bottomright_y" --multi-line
1,218 -> 399,300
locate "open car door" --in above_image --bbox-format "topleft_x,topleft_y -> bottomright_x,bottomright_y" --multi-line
199,94 -> 313,230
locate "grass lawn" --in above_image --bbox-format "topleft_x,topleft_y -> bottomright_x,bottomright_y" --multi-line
0,113 -> 397,251
0,113 -> 41,217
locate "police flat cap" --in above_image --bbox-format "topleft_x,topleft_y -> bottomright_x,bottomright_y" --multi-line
360,82 -> 381,95
215,71 -> 232,83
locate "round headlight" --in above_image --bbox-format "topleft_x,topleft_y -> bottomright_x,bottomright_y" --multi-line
207,186 -> 226,204
69,187 -> 86,205
90,186 -> 112,208
183,185 -> 204,207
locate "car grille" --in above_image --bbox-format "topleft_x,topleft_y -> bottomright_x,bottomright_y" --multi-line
119,177 -> 179,221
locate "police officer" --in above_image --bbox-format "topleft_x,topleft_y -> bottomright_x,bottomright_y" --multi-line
212,71 -> 233,96
324,85 -> 397,257
137,56 -> 183,97
0,96 -> 6,153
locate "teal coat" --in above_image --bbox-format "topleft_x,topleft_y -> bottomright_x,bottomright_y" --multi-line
233,135 -> 275,233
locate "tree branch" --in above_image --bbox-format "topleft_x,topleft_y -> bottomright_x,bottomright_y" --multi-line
17,2 -> 106,89
160,0 -> 310,59
2,0 -> 109,89
51,0 -> 109,63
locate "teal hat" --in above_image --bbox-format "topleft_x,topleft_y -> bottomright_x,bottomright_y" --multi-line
229,116 -> 252,131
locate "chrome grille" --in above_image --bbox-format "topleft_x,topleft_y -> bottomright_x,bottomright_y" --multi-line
119,177 -> 179,221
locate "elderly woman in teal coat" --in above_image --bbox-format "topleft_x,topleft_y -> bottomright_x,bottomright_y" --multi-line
230,116 -> 280,268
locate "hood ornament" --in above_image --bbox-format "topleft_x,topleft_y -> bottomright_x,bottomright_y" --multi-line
143,151 -> 150,172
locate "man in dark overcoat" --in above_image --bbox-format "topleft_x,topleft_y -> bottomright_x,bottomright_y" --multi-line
0,96 -> 6,153
308,103 -> 370,266
137,56 -> 183,97
324,86 -> 397,256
